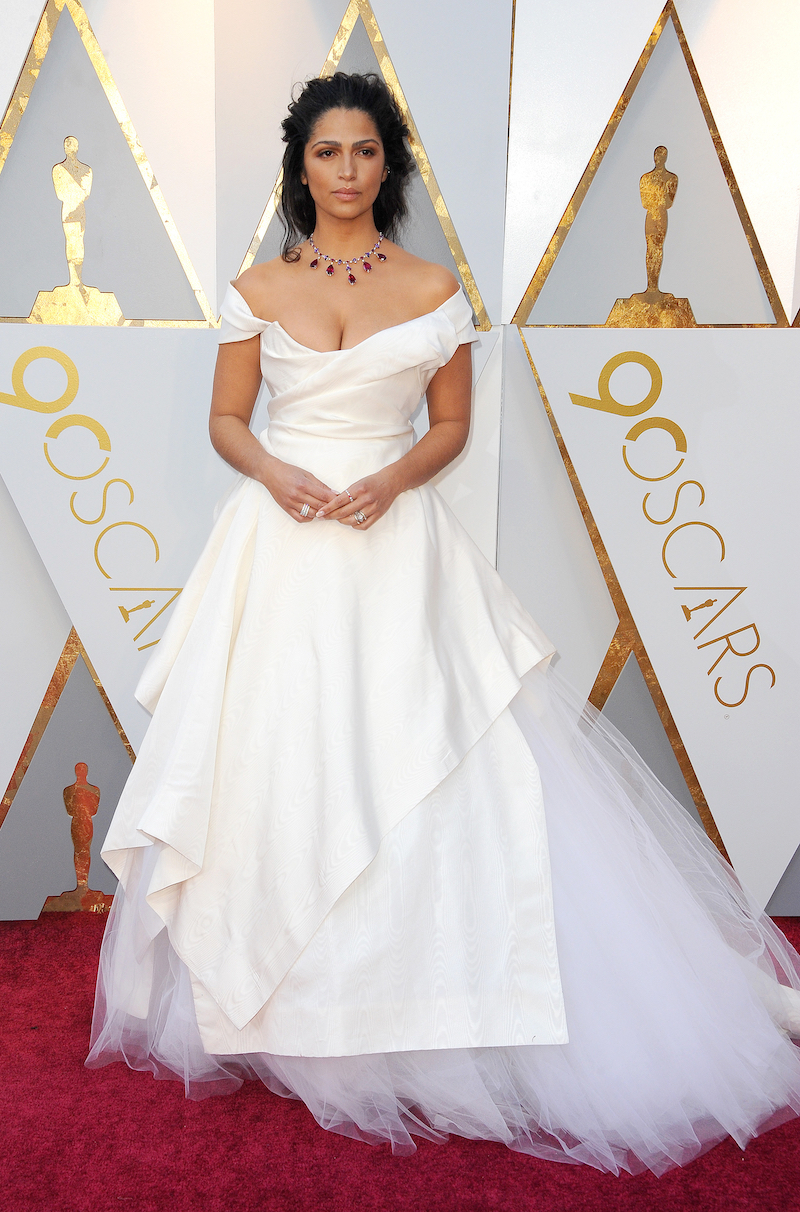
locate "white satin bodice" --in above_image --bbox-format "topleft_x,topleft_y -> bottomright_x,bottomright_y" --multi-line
219,283 -> 477,484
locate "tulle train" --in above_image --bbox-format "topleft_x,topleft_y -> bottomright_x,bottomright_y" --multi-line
86,666 -> 800,1175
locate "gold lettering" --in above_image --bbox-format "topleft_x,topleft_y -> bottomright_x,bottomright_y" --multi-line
714,664 -> 776,708
94,522 -> 160,580
43,414 -> 111,481
69,478 -> 134,525
109,586 -> 183,644
698,623 -> 760,676
0,346 -> 78,414
662,521 -> 726,579
643,480 -> 704,525
673,586 -> 748,640
569,351 -> 662,416
623,416 -> 687,482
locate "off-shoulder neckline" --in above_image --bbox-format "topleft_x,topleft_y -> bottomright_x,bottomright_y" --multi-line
227,282 -> 466,354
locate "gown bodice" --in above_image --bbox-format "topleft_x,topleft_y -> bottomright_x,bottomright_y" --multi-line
219,282 -> 478,486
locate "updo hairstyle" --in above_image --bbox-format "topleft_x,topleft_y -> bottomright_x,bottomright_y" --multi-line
279,72 -> 415,261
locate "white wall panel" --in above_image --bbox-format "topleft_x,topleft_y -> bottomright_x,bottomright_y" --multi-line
374,0 -> 512,322
497,327 -> 617,701
0,0 -> 41,116
0,653 -> 131,920
83,0 -> 218,309
0,477 -> 71,803
526,18 -> 773,326
531,328 -> 800,906
214,0 -> 345,306
503,0 -> 666,322
676,0 -> 800,320
0,326 -> 233,751
505,0 -> 800,324
0,8 -> 205,321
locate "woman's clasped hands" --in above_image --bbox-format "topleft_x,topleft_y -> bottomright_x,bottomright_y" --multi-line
265,459 -> 401,530
316,466 -> 402,530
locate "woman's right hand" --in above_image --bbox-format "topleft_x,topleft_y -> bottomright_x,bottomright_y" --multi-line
262,458 -> 336,523
209,339 -> 334,524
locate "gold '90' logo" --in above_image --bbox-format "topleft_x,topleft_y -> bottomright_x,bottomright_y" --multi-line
570,351 -> 775,710
1,346 -> 180,650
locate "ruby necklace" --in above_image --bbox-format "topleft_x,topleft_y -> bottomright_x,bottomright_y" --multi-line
308,233 -> 386,284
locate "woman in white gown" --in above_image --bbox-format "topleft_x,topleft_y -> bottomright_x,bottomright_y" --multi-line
87,72 -> 800,1175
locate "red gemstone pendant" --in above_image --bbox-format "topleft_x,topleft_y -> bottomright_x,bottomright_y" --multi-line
307,233 -> 386,283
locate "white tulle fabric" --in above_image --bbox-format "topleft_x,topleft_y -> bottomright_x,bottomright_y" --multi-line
87,285 -> 800,1175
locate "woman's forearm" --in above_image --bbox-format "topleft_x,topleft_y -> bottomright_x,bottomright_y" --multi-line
387,418 -> 469,493
210,414 -> 281,488
210,413 -> 337,518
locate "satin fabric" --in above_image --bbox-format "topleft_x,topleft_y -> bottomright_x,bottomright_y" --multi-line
88,284 -> 800,1173
98,285 -> 564,1053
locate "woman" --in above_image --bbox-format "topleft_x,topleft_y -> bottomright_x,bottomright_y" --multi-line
87,73 -> 800,1174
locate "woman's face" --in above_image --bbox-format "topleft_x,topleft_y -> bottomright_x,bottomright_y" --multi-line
301,107 -> 387,227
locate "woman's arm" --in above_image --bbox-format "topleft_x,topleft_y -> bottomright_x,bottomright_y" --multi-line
209,336 -> 335,520
391,340 -> 473,489
317,340 -> 472,529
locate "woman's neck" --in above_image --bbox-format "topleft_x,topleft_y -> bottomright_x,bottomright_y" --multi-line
310,215 -> 382,258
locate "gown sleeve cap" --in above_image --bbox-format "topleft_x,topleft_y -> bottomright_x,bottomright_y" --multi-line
219,282 -> 271,344
443,287 -> 481,347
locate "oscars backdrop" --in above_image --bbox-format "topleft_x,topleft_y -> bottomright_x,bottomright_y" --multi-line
0,0 -> 798,918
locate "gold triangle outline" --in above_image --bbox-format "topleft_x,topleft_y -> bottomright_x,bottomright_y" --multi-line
0,625 -> 134,831
0,0 -> 216,329
518,331 -> 730,861
512,0 -> 788,329
237,0 -> 490,331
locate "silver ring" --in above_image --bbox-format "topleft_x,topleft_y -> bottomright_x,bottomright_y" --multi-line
300,503 -> 311,518
344,490 -> 354,502
353,510 -> 366,524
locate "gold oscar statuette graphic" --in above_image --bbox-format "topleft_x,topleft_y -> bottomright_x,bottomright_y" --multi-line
681,597 -> 717,622
606,146 -> 696,328
40,761 -> 113,913
28,135 -> 125,326
118,598 -> 155,623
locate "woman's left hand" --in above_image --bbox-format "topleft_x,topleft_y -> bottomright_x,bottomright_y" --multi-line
315,466 -> 403,530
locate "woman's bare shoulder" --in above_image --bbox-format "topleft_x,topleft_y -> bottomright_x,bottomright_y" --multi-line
385,247 -> 461,314
233,254 -> 301,321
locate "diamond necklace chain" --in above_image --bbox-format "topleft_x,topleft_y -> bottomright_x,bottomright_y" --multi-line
308,233 -> 387,284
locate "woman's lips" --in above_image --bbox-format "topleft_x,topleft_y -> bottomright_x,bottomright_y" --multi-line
333,189 -> 359,200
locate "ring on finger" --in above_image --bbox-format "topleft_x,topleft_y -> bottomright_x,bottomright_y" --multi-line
344,489 -> 354,503
300,503 -> 311,518
353,510 -> 366,524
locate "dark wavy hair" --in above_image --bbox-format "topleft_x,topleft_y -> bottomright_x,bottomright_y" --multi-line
278,72 -> 414,261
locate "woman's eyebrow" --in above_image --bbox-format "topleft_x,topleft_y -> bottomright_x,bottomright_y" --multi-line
309,138 -> 381,149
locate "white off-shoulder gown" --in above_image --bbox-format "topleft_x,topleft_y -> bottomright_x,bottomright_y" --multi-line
87,284 -> 800,1174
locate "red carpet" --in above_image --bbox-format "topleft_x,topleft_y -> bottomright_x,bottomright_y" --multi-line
3,915 -> 800,1212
